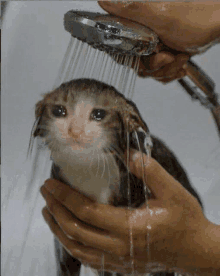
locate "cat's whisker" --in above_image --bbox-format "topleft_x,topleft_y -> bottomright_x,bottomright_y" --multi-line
88,153 -> 95,169
104,152 -> 111,186
46,139 -> 60,153
111,144 -> 125,157
36,125 -> 48,130
108,145 -> 124,161
105,148 -> 119,173
96,153 -> 100,177
101,153 -> 106,179
34,125 -> 49,133
108,146 -> 128,170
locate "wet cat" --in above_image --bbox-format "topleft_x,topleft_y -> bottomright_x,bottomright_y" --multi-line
33,78 -> 202,276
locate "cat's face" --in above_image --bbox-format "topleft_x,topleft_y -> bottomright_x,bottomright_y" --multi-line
34,79 -> 149,160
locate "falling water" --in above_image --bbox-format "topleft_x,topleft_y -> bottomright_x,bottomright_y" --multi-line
53,36 -> 157,276
53,37 -> 75,90
53,37 -> 140,101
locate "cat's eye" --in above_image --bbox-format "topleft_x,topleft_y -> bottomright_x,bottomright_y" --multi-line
90,109 -> 106,121
52,105 -> 67,117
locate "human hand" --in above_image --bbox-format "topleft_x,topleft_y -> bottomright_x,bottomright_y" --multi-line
40,150 -> 219,275
98,1 -> 220,83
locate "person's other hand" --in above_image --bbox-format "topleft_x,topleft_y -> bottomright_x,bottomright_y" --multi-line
40,150 -> 219,275
98,1 -> 220,83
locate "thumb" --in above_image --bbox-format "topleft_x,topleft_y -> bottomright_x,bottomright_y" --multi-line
128,150 -> 184,201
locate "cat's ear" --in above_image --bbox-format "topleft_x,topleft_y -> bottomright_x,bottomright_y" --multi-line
125,112 -> 153,153
125,111 -> 148,133
130,126 -> 153,154
33,100 -> 46,138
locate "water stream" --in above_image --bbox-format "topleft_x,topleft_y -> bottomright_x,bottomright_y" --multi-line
53,36 -> 156,276
53,37 -> 140,100
55,37 -> 154,276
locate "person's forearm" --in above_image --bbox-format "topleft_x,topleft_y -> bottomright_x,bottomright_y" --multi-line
154,220 -> 220,275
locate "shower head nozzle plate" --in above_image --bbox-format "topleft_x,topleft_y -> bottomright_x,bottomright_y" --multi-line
64,11 -> 159,56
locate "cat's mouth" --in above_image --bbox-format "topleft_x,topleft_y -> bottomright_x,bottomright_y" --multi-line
66,133 -> 92,144
66,137 -> 95,151
61,133 -> 105,151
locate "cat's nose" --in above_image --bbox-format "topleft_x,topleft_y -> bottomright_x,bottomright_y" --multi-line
68,127 -> 84,138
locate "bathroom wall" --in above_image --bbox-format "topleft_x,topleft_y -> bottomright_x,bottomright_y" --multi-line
2,2 -> 220,276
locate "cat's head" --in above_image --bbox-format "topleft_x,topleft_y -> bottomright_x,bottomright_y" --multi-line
33,79 -> 152,159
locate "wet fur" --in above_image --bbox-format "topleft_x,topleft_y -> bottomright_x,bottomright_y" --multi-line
33,79 -> 202,276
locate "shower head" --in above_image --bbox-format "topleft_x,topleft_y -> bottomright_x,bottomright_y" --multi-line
64,10 -> 159,56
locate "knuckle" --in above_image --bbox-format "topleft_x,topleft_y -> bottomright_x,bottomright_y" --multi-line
66,222 -> 80,240
116,244 -> 129,257
79,204 -> 94,224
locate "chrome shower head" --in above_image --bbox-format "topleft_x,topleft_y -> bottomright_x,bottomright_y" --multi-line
64,10 -> 159,56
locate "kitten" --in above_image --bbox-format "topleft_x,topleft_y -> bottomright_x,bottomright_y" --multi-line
33,78 -> 202,276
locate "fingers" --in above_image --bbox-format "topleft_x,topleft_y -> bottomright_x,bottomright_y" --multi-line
110,51 -> 188,83
140,52 -> 175,73
40,186 -> 127,256
42,206 -> 131,274
139,53 -> 189,82
42,205 -> 154,274
41,181 -> 131,239
128,150 -> 186,202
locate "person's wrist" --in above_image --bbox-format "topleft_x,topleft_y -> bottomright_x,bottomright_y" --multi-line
202,222 -> 220,263
191,220 -> 220,270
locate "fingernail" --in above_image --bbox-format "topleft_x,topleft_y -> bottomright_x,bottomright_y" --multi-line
132,152 -> 140,162
152,53 -> 175,70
